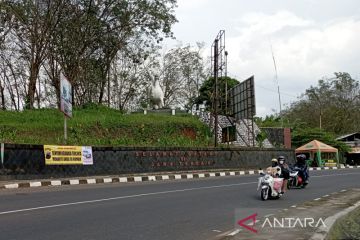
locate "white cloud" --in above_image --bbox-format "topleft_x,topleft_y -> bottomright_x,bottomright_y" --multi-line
236,11 -> 312,35
225,11 -> 360,117
176,0 -> 209,10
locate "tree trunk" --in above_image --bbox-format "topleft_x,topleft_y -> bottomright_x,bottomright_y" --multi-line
25,62 -> 40,109
0,77 -> 5,110
4,74 -> 17,110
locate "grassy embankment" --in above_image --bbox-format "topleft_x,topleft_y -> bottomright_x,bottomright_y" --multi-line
326,206 -> 360,240
0,105 -> 212,147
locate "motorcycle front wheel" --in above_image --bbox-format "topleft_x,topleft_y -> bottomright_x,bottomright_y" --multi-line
261,188 -> 269,201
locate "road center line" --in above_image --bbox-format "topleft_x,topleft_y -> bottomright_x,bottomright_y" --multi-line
1,171 -> 359,216
0,181 -> 257,216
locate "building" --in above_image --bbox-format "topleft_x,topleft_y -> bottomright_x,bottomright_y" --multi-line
336,132 -> 360,165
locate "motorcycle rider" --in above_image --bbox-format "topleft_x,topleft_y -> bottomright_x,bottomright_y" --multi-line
266,159 -> 281,177
278,156 -> 289,194
295,154 -> 309,184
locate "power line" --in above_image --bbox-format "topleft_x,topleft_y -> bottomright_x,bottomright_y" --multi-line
227,72 -> 299,98
256,84 -> 299,98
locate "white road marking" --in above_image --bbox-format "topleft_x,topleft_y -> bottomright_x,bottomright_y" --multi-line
148,176 -> 156,181
247,220 -> 259,226
174,175 -> 182,180
0,181 -> 257,216
323,195 -> 330,197
87,179 -> 96,184
51,180 -> 62,186
134,177 -> 142,182
311,172 -> 360,178
4,184 -> 19,189
103,178 -> 112,183
69,179 -> 79,185
1,168 -> 357,216
264,214 -> 274,218
212,229 -> 222,233
227,230 -> 240,236
314,198 -> 321,201
119,177 -> 127,183
30,182 -> 41,187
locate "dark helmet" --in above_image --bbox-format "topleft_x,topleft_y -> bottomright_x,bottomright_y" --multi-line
296,154 -> 306,164
277,156 -> 285,165
296,154 -> 306,160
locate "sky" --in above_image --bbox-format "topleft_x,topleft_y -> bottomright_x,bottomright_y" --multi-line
164,0 -> 360,117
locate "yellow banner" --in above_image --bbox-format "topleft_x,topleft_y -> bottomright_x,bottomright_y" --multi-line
44,145 -> 93,165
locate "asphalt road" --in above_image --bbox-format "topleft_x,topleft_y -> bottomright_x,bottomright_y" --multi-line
0,169 -> 359,240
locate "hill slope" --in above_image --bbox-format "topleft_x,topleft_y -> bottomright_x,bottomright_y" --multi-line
0,106 -> 212,147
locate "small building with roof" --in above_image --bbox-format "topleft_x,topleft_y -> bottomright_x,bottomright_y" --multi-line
336,132 -> 360,165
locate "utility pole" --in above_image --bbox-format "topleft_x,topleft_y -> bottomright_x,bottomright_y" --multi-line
225,51 -> 229,144
270,42 -> 283,127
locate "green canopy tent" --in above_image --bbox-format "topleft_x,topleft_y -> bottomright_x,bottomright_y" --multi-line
295,140 -> 339,167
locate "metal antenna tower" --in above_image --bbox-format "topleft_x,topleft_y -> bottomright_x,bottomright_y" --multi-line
211,30 -> 226,147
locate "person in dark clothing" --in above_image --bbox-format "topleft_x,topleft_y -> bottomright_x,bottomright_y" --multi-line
277,156 -> 289,193
295,154 -> 309,183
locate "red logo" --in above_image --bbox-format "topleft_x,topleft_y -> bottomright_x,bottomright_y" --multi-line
237,213 -> 258,233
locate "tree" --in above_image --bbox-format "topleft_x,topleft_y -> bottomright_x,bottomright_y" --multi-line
0,0 -> 178,110
283,72 -> 360,134
291,127 -> 350,153
196,76 -> 240,114
2,0 -> 66,109
51,0 -> 177,106
158,43 -> 207,109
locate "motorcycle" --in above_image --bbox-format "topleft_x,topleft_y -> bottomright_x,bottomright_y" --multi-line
287,166 -> 308,189
257,172 -> 284,201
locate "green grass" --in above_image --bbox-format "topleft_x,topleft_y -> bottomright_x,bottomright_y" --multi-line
326,206 -> 360,240
0,105 -> 212,147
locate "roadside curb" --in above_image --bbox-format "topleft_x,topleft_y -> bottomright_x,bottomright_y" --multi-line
220,188 -> 360,240
310,199 -> 360,240
1,165 -> 359,190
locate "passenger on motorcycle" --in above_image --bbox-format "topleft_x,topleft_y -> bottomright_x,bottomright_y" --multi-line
278,156 -> 290,194
294,154 -> 309,183
266,159 -> 282,177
